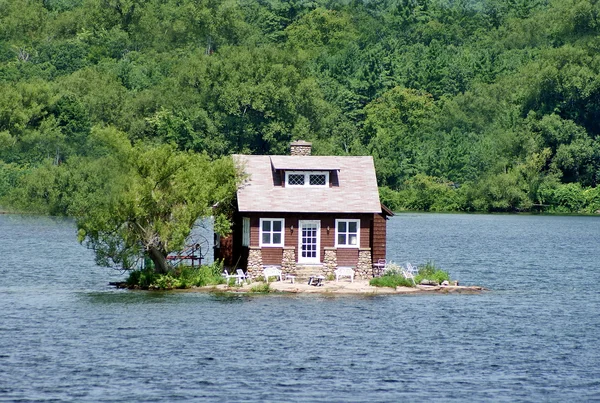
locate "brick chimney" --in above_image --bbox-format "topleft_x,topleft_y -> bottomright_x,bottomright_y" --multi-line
290,140 -> 312,156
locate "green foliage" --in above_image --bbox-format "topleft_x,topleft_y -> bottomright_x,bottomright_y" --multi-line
126,267 -> 157,288
370,261 -> 450,287
414,262 -> 450,285
370,274 -> 415,288
2,0 -> 600,217
397,174 -> 465,212
126,262 -> 226,290
73,143 -> 238,272
369,261 -> 416,288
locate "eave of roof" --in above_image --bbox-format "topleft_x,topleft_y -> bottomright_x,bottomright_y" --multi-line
269,156 -> 341,171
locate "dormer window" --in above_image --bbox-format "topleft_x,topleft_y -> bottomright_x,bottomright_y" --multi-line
285,171 -> 329,187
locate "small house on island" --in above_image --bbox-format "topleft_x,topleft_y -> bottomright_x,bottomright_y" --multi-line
216,140 -> 393,280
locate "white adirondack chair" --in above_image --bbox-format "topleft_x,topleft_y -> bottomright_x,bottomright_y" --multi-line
402,265 -> 416,285
406,262 -> 419,277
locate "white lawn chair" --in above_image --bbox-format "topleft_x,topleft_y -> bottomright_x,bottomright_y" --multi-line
263,266 -> 282,282
406,262 -> 419,277
222,269 -> 234,281
334,267 -> 355,282
236,269 -> 249,284
402,265 -> 416,285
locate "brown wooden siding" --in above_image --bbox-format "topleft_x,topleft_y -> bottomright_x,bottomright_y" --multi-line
337,248 -> 359,266
218,211 -> 386,269
261,248 -> 283,265
372,212 -> 387,263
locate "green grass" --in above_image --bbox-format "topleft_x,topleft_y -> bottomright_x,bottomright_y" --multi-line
249,283 -> 271,293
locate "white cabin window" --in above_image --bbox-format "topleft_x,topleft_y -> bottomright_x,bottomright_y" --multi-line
335,219 -> 360,248
285,171 -> 329,187
242,217 -> 250,247
259,218 -> 285,247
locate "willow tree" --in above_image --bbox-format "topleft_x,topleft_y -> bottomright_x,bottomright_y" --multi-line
73,140 -> 238,274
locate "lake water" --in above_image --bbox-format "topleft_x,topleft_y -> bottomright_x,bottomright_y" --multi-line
1,213 -> 599,402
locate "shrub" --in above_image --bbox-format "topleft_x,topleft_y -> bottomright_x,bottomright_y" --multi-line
551,183 -> 586,212
583,186 -> 600,213
126,268 -> 157,289
370,262 -> 416,288
126,261 -> 226,290
370,274 -> 414,288
414,262 -> 450,284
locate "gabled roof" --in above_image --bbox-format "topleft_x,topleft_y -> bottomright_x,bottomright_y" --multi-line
234,154 -> 382,213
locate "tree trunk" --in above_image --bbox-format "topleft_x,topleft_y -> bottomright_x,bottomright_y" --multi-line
148,245 -> 169,274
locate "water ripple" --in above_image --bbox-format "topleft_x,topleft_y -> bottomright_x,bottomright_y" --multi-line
1,214 -> 599,401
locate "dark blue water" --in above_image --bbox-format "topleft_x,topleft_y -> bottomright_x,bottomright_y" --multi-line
1,214 -> 599,402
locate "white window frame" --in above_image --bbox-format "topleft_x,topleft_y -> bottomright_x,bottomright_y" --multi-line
259,218 -> 285,247
285,171 -> 329,187
242,217 -> 250,247
335,219 -> 360,248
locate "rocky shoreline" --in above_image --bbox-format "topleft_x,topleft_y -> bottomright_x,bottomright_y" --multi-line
112,279 -> 486,294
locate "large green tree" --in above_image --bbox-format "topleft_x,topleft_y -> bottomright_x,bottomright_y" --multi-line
71,138 -> 238,273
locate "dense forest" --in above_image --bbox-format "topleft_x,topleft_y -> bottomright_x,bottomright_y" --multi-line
1,0 -> 600,213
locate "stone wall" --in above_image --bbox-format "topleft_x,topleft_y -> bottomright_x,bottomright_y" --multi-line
281,247 -> 297,276
323,247 -> 337,277
247,246 -> 263,279
356,248 -> 373,279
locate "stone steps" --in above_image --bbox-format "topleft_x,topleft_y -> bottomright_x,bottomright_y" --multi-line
293,265 -> 326,280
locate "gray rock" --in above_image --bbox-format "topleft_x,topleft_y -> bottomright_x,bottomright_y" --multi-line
419,279 -> 439,286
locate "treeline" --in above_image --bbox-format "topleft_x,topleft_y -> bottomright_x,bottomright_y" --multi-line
1,0 -> 600,214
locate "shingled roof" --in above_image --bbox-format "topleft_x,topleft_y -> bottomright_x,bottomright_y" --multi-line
234,154 -> 382,213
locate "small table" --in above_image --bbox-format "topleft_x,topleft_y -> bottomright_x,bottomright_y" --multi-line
307,275 -> 325,286
286,275 -> 296,284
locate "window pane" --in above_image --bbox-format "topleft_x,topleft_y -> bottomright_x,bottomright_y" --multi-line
262,220 -> 271,231
262,233 -> 271,244
273,233 -> 281,244
338,221 -> 346,232
309,174 -> 326,186
338,234 -> 346,245
273,220 -> 282,232
242,217 -> 250,247
288,174 -> 305,185
349,221 -> 357,233
349,234 -> 357,245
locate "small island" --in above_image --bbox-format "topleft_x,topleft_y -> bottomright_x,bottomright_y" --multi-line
112,260 -> 485,295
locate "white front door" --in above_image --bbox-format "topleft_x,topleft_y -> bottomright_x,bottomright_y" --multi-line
298,220 -> 320,264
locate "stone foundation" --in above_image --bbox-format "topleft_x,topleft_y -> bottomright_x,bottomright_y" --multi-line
247,246 -> 263,279
281,247 -> 297,277
323,247 -> 337,277
246,246 -> 372,280
356,248 -> 373,279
